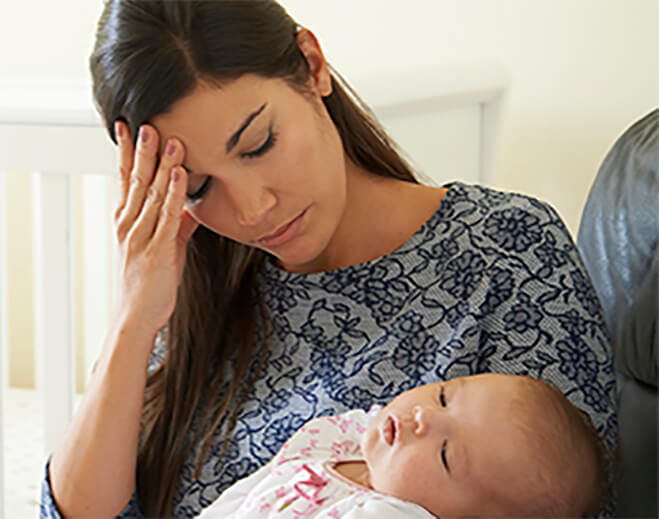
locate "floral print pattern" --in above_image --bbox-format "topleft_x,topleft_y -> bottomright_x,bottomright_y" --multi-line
41,182 -> 617,519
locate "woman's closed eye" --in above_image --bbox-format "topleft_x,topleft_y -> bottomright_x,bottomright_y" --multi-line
242,127 -> 278,160
186,173 -> 210,202
185,128 -> 279,203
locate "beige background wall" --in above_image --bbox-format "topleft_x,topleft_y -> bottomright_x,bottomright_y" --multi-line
2,0 -> 658,389
4,174 -> 35,387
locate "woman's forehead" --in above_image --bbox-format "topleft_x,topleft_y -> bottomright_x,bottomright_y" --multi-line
150,76 -> 285,161
154,75 -> 276,128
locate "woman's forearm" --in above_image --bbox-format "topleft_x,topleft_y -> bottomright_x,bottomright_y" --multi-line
48,312 -> 158,518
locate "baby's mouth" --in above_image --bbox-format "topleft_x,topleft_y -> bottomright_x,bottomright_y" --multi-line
383,415 -> 397,446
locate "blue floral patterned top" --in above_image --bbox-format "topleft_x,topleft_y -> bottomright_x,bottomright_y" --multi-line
41,182 -> 617,518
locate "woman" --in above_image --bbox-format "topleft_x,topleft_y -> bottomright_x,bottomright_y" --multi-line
41,1 -> 617,518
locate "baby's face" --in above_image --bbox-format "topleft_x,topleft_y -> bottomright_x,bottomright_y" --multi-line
360,374 -> 541,517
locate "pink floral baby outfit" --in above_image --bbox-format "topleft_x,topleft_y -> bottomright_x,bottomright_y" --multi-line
196,406 -> 434,518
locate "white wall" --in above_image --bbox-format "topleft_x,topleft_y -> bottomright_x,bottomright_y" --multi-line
283,0 -> 659,231
2,0 -> 657,228
2,0 -> 658,387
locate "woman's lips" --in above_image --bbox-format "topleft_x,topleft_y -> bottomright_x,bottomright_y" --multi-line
257,209 -> 307,248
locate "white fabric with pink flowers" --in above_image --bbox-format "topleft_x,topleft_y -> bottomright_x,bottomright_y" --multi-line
196,406 -> 434,518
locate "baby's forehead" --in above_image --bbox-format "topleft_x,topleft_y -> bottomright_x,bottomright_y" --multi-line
446,372 -> 533,390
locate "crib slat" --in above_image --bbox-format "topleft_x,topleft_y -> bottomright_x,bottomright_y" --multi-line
32,173 -> 74,458
82,175 -> 113,390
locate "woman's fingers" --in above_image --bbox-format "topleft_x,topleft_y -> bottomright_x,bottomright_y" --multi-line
113,123 -> 196,267
132,137 -> 185,245
153,165 -> 193,247
115,125 -> 160,242
114,121 -> 134,222
109,124 -> 194,333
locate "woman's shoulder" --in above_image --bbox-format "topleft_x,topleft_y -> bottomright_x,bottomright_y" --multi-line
441,181 -> 561,216
396,181 -> 567,247
435,181 -> 571,243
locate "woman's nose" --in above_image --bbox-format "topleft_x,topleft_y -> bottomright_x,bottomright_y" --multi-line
225,179 -> 276,227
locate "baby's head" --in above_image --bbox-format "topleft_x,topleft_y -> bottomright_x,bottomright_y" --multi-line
360,373 -> 608,518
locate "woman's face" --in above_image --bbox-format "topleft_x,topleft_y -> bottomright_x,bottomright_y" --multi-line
151,71 -> 348,273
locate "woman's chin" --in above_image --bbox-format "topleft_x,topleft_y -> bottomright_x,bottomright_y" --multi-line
270,243 -> 332,274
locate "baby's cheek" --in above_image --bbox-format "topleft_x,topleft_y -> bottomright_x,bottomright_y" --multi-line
371,462 -> 419,501
386,454 -> 440,505
360,424 -> 378,460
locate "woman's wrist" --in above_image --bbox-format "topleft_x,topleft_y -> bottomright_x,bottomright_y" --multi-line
111,303 -> 163,343
96,307 -> 163,374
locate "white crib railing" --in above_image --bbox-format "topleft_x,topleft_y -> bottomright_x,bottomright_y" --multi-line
0,65 -> 508,518
0,77 -> 119,519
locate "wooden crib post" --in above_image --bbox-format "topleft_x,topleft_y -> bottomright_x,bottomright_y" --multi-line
32,172 -> 76,458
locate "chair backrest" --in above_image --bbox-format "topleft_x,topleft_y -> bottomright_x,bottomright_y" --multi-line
577,108 -> 658,518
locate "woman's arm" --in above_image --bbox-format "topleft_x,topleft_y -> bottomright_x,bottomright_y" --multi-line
46,120 -> 197,518
47,313 -> 157,518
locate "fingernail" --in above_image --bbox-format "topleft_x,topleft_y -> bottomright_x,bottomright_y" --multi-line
171,167 -> 180,182
166,140 -> 176,156
140,126 -> 149,143
115,121 -> 123,138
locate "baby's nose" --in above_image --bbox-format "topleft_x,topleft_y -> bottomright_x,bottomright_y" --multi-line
413,405 -> 432,436
413,405 -> 449,437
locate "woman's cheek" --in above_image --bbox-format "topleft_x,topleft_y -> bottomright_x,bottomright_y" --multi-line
289,119 -> 322,168
189,191 -> 236,238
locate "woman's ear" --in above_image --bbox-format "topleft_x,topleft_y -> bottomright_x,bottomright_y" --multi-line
295,28 -> 333,98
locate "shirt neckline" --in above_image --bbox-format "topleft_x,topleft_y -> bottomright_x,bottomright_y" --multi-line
263,181 -> 462,280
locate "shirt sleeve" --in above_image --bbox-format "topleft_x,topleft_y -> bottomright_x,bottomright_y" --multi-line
473,197 -> 618,517
471,197 -> 617,443
39,458 -> 63,519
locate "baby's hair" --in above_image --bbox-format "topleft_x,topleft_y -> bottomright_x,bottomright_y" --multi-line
506,376 -> 615,518
541,378 -> 618,518
573,406 -> 616,518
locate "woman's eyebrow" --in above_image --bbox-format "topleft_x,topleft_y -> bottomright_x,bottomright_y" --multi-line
225,102 -> 267,155
181,102 -> 267,176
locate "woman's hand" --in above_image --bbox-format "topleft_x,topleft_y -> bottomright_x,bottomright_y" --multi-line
112,121 -> 199,335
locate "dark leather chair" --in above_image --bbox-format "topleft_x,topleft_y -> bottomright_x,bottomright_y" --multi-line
577,108 -> 658,518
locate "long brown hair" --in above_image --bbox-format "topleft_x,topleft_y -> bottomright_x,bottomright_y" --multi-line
90,1 -> 419,516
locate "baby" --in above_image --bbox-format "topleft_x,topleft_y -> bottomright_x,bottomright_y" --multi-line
197,373 -> 608,518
